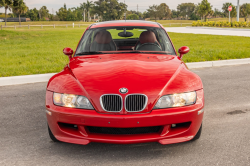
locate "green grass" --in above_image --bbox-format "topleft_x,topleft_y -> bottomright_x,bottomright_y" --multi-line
170,32 -> 250,62
0,28 -> 86,77
0,21 -> 190,30
0,21 -> 94,26
0,28 -> 250,77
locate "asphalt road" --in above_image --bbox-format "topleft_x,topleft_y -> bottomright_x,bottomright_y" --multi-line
165,27 -> 250,37
0,65 -> 250,166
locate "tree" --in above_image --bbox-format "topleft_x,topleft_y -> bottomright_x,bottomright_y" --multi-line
177,3 -> 196,19
12,0 -> 27,25
240,3 -> 250,21
56,4 -> 67,21
30,8 -> 38,21
92,0 -> 105,21
190,13 -> 199,20
80,2 -> 87,21
127,13 -> 139,20
147,5 -> 159,21
213,8 -> 223,18
39,6 -> 49,20
197,0 -> 213,21
171,9 -> 180,19
26,8 -> 39,21
0,0 -> 13,26
85,0 -> 93,22
126,10 -> 143,19
158,3 -> 171,20
222,2 -> 236,18
222,2 -> 231,16
92,0 -> 126,21
142,11 -> 150,19
66,7 -> 82,21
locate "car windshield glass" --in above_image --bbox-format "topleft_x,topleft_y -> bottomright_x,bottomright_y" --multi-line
75,26 -> 176,56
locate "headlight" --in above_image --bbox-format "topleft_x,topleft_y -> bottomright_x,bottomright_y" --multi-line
53,92 -> 94,110
154,91 -> 196,109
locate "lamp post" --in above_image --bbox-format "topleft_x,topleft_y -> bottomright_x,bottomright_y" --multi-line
237,0 -> 240,22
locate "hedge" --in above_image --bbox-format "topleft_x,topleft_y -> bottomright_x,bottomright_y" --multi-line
192,21 -> 250,28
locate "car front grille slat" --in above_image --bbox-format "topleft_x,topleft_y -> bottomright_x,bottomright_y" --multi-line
125,94 -> 147,112
100,94 -> 147,112
101,94 -> 122,112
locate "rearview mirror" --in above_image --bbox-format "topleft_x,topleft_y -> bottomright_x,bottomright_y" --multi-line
118,32 -> 133,37
63,47 -> 74,61
178,46 -> 189,59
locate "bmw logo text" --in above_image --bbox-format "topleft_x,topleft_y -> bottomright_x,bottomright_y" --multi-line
119,88 -> 128,94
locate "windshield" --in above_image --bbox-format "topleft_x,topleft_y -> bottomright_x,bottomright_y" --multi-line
75,26 -> 176,55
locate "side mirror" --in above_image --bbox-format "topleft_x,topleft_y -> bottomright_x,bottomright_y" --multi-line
63,47 -> 74,61
178,46 -> 189,59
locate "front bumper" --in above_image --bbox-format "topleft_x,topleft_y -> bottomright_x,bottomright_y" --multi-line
46,90 -> 204,145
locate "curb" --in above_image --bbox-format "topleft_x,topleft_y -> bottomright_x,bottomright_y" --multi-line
186,58 -> 250,69
0,73 -> 56,87
1,58 -> 250,87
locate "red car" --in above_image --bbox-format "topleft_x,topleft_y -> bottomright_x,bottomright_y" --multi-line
46,20 -> 204,145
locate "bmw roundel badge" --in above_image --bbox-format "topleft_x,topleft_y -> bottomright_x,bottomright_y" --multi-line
119,88 -> 128,94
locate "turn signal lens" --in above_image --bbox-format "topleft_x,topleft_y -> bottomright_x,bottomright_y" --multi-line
53,93 -> 62,105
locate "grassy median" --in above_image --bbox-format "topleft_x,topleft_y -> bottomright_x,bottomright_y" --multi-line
1,28 -> 250,77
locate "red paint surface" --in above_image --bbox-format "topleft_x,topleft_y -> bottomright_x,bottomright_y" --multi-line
63,47 -> 74,60
178,46 -> 190,59
46,21 -> 204,145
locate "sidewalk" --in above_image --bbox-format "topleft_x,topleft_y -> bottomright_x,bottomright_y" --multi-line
164,27 -> 250,37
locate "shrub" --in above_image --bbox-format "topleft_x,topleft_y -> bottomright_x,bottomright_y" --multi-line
207,21 -> 215,27
242,22 -> 247,27
191,21 -> 249,28
197,21 -> 203,26
192,21 -> 198,26
232,21 -> 240,27
202,22 -> 208,26
127,14 -> 139,20
215,22 -> 221,27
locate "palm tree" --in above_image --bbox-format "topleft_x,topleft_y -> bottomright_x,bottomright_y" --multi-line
12,0 -> 27,25
85,0 -> 93,22
0,0 -> 13,26
80,2 -> 87,22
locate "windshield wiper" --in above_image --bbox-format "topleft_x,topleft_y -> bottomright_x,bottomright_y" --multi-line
75,51 -> 106,55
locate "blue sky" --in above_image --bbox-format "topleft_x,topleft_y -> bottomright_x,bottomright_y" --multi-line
0,0 -> 249,14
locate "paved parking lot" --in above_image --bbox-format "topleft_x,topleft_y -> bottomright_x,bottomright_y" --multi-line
165,27 -> 250,37
0,64 -> 250,166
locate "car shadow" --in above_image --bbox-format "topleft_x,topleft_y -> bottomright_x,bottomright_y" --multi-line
41,139 -> 200,162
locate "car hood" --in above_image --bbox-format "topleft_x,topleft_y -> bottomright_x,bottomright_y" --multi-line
70,54 -> 180,95
48,53 -> 203,114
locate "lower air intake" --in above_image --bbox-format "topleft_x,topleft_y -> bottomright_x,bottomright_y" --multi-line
87,126 -> 161,135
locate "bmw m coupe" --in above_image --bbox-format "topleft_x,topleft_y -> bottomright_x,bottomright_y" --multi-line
46,20 -> 204,145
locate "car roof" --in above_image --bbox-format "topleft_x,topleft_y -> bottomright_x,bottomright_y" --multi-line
90,20 -> 161,29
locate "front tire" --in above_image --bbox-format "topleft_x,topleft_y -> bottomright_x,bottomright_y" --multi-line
191,124 -> 202,141
48,125 -> 59,142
